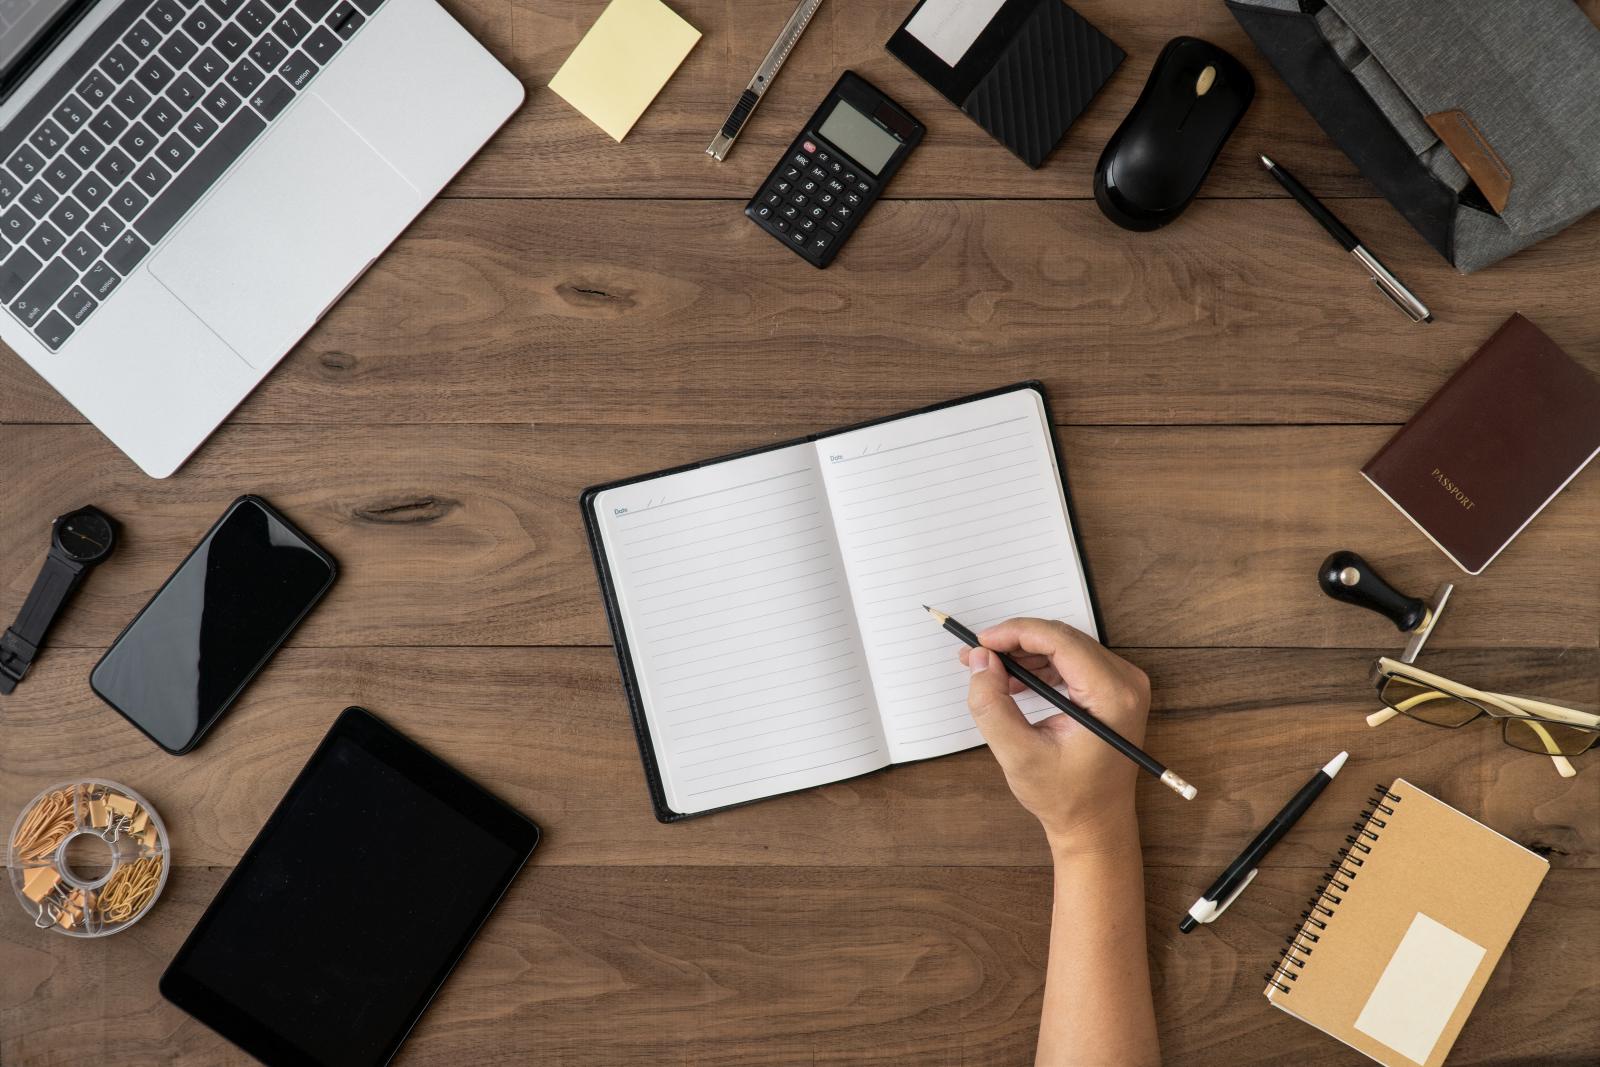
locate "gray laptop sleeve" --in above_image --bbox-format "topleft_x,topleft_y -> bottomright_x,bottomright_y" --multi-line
1228,0 -> 1600,272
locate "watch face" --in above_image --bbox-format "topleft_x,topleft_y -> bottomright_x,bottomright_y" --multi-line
56,509 -> 115,563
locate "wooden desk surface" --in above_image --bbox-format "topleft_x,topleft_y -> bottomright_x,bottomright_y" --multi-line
3,1 -> 1597,1063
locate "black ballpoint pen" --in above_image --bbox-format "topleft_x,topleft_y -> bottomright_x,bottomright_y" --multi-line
1179,751 -> 1347,933
926,606 -> 1197,800
1260,154 -> 1431,324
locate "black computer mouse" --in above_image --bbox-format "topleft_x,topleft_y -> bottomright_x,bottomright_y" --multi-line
1094,37 -> 1254,231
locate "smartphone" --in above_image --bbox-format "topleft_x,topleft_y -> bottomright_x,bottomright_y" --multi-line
91,496 -> 337,754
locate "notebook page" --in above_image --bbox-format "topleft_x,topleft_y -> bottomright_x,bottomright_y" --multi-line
593,447 -> 888,815
818,389 -> 1097,764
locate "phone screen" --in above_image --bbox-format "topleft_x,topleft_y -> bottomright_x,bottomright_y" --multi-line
91,497 -> 336,753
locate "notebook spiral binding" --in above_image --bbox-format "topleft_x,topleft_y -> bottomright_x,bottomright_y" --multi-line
1264,784 -> 1401,995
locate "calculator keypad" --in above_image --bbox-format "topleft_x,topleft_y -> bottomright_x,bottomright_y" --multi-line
747,136 -> 879,266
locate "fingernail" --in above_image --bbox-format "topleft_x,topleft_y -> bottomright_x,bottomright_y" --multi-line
969,648 -> 989,673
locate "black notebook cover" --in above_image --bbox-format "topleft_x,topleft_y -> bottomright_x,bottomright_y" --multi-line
887,0 -> 1124,168
580,382 -> 1105,822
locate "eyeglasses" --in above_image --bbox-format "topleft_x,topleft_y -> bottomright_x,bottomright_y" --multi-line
1368,657 -> 1600,777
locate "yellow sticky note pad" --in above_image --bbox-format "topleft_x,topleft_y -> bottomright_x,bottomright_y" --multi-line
548,0 -> 701,142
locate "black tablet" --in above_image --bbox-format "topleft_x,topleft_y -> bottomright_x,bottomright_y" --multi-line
161,707 -> 539,1067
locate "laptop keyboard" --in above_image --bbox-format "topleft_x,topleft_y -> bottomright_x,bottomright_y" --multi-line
0,0 -> 385,351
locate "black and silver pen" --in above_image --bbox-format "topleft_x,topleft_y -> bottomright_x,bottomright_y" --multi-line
1179,751 -> 1347,933
1260,154 -> 1431,324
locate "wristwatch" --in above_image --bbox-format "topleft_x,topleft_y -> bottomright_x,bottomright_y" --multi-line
0,506 -> 117,694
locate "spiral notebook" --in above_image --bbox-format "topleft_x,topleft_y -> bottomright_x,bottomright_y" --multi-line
1266,780 -> 1547,1067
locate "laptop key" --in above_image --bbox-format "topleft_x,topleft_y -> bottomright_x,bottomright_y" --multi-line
78,71 -> 115,108
66,131 -> 101,167
155,132 -> 195,170
352,0 -> 381,13
265,0 -> 292,10
113,82 -> 154,120
13,258 -> 76,325
7,145 -> 45,184
44,159 -> 83,195
149,0 -> 186,31
202,85 -> 241,123
184,7 -> 221,42
20,181 -> 58,218
0,173 -> 18,207
133,159 -> 172,197
83,260 -> 122,299
239,0 -> 275,34
59,285 -> 98,324
0,247 -> 42,300
25,222 -> 65,259
124,19 -> 161,57
49,196 -> 88,236
180,107 -> 218,146
90,106 -> 129,142
119,122 -> 159,160
143,99 -> 182,137
207,0 -> 245,16
135,108 -> 264,245
302,26 -> 339,64
137,56 -> 176,95
167,72 -> 205,109
87,207 -> 122,245
280,51 -> 316,89
191,47 -> 227,86
52,96 -> 92,134
29,120 -> 68,156
100,44 -> 138,82
1,205 -> 33,240
63,234 -> 100,271
212,24 -> 249,62
111,183 -> 149,222
327,2 -> 363,38
296,0 -> 334,20
105,231 -> 150,274
159,30 -> 200,70
250,75 -> 294,121
228,59 -> 264,97
73,175 -> 112,211
34,311 -> 74,350
96,147 -> 134,183
250,35 -> 287,73
273,9 -> 311,46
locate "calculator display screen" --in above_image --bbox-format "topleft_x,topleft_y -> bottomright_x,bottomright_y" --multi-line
818,99 -> 901,175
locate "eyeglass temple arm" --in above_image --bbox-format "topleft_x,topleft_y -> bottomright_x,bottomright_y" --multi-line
1365,687 -> 1578,778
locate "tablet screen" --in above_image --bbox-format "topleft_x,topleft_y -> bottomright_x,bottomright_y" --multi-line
161,708 -> 539,1067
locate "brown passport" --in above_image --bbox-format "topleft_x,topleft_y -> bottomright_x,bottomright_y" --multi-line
1362,313 -> 1600,575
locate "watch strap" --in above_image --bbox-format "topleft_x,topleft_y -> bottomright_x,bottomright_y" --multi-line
0,549 -> 84,692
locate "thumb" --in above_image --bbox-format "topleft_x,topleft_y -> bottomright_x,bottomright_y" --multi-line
966,647 -> 1043,765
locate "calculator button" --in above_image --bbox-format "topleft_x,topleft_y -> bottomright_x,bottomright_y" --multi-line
819,193 -> 833,205
809,205 -> 825,218
792,194 -> 807,207
812,235 -> 831,252
774,218 -> 788,231
781,204 -> 798,219
756,205 -> 771,219
844,192 -> 862,206
836,205 -> 853,220
826,179 -> 843,193
802,140 -> 816,154
843,172 -> 856,183
774,180 -> 789,193
799,217 -> 814,231
855,180 -> 870,194
792,153 -> 810,168
783,166 -> 800,181
802,180 -> 817,193
788,228 -> 806,244
808,166 -> 825,180
828,161 -> 842,174
763,192 -> 780,206
815,150 -> 829,164
824,218 -> 842,232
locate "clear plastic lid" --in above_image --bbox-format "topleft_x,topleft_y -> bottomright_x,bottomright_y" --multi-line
8,780 -> 169,938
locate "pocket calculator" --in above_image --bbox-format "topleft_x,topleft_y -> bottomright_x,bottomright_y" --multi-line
744,71 -> 924,268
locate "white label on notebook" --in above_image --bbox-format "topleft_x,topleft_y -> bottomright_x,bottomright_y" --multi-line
1354,912 -> 1486,1066
905,0 -> 1008,66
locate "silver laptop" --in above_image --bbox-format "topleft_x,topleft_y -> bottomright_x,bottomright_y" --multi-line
0,0 -> 522,476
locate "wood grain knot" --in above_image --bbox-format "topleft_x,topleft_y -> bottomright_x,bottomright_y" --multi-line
555,281 -> 637,311
318,350 -> 358,373
1525,841 -> 1570,858
352,496 -> 460,525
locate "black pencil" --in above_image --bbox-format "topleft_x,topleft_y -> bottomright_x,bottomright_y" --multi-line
926,606 -> 1197,800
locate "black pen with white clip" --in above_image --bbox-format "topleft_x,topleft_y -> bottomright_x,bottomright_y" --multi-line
1180,751 -> 1347,933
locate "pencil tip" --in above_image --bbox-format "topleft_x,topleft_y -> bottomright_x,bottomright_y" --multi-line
924,605 -> 948,623
1259,153 -> 1274,168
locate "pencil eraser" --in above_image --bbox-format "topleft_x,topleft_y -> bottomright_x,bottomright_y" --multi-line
1180,784 -> 1198,801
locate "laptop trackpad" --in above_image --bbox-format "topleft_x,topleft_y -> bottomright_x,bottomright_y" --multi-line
150,95 -> 418,367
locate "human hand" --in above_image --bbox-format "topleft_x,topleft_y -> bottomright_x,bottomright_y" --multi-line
961,618 -> 1151,856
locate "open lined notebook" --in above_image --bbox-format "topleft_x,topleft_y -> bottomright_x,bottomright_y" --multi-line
583,383 -> 1101,819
